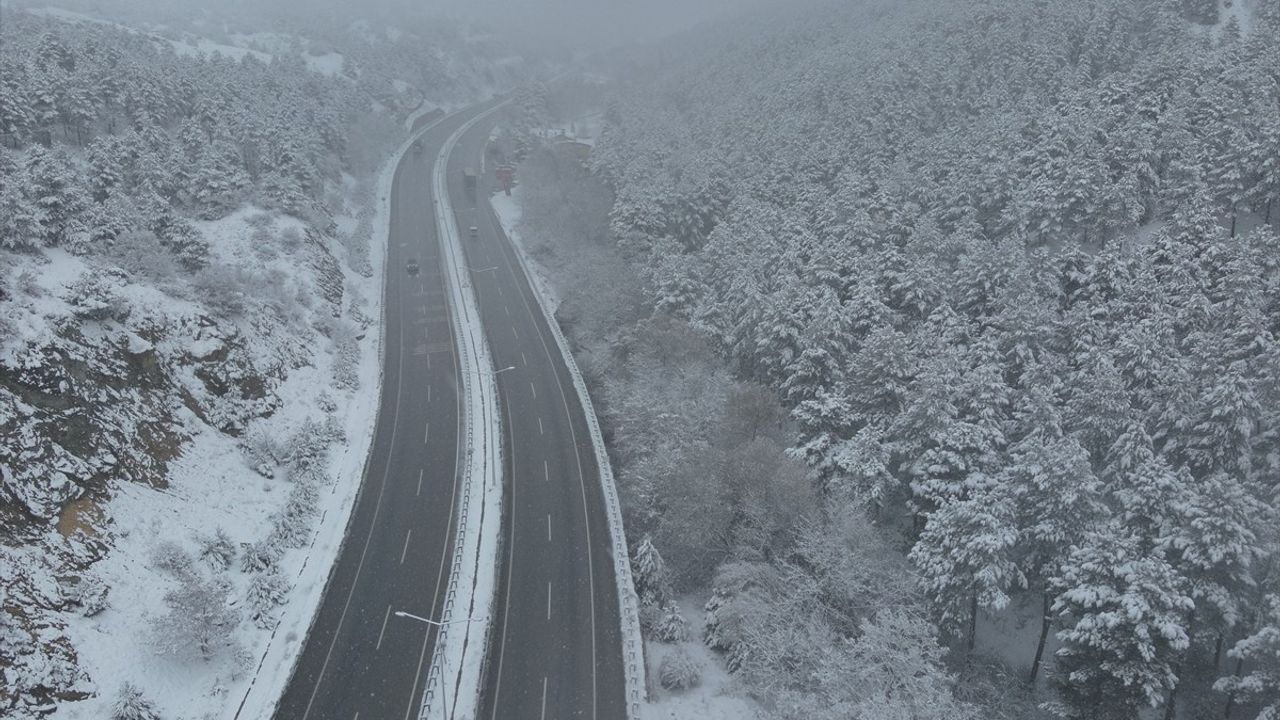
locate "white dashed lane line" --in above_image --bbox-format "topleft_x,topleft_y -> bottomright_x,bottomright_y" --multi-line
376,605 -> 392,650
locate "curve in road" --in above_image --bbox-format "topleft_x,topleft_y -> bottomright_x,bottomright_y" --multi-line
443,117 -> 627,720
273,103 -> 495,720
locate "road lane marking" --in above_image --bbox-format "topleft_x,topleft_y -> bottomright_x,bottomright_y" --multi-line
490,226 -> 603,716
538,417 -> 544,435
424,422 -> 429,443
547,514 -> 551,542
541,677 -> 548,720
376,605 -> 392,650
512,325 -> 519,339
302,223 -> 411,719
401,530 -> 412,564
544,460 -> 549,483
417,469 -> 423,497
530,382 -> 537,399
427,384 -> 431,403
505,304 -> 510,317
521,351 -> 527,366
547,582 -> 552,619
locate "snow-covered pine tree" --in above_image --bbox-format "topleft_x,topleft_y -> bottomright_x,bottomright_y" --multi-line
632,535 -> 672,609
112,682 -> 159,720
152,572 -> 239,662
910,480 -> 1024,652
1050,524 -> 1193,719
0,151 -> 46,250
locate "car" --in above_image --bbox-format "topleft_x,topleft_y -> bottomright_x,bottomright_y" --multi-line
469,226 -> 479,239
406,259 -> 420,275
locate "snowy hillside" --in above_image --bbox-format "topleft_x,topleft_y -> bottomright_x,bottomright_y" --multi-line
0,7 -> 510,718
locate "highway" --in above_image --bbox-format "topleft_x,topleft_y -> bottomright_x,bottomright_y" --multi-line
273,103 -> 496,720
444,118 -> 626,719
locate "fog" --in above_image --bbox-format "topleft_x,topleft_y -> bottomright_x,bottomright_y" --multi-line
14,0 -> 768,50
419,0 -> 762,47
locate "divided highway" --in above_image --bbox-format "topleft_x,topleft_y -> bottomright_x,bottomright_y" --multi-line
444,119 -> 627,718
273,103 -> 496,720
273,98 -> 626,720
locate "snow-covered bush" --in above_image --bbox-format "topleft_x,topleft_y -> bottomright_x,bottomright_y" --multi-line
158,219 -> 209,272
317,391 -> 338,413
342,215 -> 374,278
17,269 -> 41,297
198,528 -> 236,571
150,540 -> 193,576
243,424 -> 286,477
240,537 -> 282,574
152,572 -> 239,662
112,682 -> 160,720
331,322 -> 360,390
192,264 -> 248,318
246,569 -> 290,629
72,574 -> 110,617
658,648 -> 701,691
65,271 -> 129,322
654,603 -> 690,643
272,494 -> 315,549
106,230 -> 178,284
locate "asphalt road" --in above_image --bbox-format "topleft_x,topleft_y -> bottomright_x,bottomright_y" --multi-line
444,121 -> 626,718
273,103 -> 496,720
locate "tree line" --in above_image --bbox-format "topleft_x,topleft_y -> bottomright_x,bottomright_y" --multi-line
591,0 -> 1280,717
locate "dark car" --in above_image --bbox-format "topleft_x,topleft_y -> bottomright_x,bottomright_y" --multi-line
406,259 -> 420,275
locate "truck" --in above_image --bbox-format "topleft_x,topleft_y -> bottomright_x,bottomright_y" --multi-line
463,167 -> 478,198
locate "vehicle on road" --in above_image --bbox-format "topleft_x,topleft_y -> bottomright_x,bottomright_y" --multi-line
464,167 -> 478,198
406,258 -> 420,275
469,226 -> 479,239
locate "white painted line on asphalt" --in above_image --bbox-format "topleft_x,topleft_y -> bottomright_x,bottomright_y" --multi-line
424,422 -> 430,444
512,325 -> 519,339
401,529 -> 412,565
417,469 -> 423,497
505,304 -> 510,317
541,677 -> 548,720
521,351 -> 527,366
538,417 -> 544,435
544,460 -> 549,483
376,605 -> 392,650
530,381 -> 537,399
547,514 -> 551,542
426,352 -> 431,369
427,384 -> 431,403
547,582 -> 552,620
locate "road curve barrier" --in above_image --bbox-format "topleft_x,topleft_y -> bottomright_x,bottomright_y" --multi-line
418,100 -> 510,720
491,173 -> 649,717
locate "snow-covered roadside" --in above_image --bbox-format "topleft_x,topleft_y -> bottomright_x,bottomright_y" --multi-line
226,116 -> 439,720
39,116 -> 453,720
642,596 -> 760,720
489,187 -> 560,313
488,161 -> 648,720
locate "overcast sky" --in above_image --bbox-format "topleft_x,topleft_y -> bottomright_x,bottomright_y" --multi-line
419,0 -> 760,46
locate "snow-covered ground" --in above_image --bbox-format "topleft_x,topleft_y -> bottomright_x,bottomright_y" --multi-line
642,596 -> 761,720
28,197 -> 386,719
490,185 -> 561,313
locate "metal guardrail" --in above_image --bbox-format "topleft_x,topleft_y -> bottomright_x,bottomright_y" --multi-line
498,207 -> 649,717
418,102 -> 510,720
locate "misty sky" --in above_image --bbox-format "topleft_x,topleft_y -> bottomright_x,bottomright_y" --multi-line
420,0 -> 760,46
